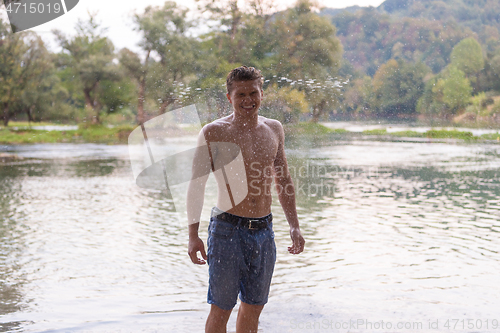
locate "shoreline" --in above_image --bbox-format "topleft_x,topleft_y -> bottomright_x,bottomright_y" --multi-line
1,122 -> 499,145
285,123 -> 500,143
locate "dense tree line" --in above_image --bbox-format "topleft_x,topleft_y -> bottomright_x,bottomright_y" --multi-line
379,0 -> 500,52
326,1 -> 500,123
1,0 -> 342,126
2,0 -> 500,126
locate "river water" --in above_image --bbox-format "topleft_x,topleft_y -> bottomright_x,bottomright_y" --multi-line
1,136 -> 500,333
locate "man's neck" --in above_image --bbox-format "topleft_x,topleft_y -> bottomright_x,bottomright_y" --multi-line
231,111 -> 259,129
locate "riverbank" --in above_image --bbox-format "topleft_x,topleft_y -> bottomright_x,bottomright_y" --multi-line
1,122 -> 500,144
288,123 -> 500,142
0,125 -> 134,144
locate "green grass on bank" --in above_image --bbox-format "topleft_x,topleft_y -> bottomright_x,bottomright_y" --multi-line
296,123 -> 500,142
1,121 -> 500,144
362,128 -> 493,141
0,125 -> 134,144
391,130 -> 424,137
0,121 -> 63,128
287,123 -> 488,141
0,128 -> 69,144
425,129 -> 476,140
76,124 -> 134,143
284,122 -> 336,135
362,128 -> 479,140
362,128 -> 388,135
480,133 -> 500,141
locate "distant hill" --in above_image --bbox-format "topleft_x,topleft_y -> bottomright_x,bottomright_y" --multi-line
320,0 -> 500,76
320,6 -> 365,17
325,0 -> 500,34
378,0 -> 500,47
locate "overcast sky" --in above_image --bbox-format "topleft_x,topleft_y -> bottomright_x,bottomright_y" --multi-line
2,0 -> 385,53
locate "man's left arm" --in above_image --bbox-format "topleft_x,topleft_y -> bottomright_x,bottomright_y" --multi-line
273,123 -> 305,254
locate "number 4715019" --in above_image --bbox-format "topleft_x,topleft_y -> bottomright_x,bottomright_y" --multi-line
444,319 -> 498,330
5,2 -> 62,14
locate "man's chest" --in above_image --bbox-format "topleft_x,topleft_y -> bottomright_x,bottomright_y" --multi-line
213,128 -> 278,169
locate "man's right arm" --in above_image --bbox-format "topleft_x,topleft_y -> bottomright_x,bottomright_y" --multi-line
187,127 -> 213,265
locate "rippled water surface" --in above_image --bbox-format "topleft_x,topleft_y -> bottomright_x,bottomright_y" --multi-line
1,139 -> 500,332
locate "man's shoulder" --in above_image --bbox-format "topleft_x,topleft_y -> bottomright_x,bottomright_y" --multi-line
202,117 -> 231,140
259,116 -> 282,127
259,116 -> 284,137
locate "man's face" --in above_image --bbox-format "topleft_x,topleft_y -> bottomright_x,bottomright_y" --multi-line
226,79 -> 263,116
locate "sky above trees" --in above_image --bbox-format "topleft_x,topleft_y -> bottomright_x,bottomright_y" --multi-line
0,0 -> 385,53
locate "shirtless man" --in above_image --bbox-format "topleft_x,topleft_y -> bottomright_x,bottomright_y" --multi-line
187,66 -> 305,333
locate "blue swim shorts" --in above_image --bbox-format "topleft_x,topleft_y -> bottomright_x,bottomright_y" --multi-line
207,208 -> 276,311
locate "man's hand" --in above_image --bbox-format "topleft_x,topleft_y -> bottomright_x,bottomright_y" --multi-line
188,236 -> 207,265
288,227 -> 305,254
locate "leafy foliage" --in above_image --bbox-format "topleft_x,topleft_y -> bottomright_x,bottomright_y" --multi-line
53,13 -> 124,124
379,0 -> 500,51
4,0 -> 500,126
372,59 -> 429,117
260,84 -> 309,124
326,8 -> 470,75
1,19 -> 62,126
417,66 -> 472,117
450,37 -> 485,77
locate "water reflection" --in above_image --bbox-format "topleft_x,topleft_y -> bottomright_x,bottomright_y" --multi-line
268,140 -> 500,331
0,162 -> 30,332
0,140 -> 499,332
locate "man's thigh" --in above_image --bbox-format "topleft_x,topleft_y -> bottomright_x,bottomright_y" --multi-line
239,226 -> 276,306
207,218 -> 241,310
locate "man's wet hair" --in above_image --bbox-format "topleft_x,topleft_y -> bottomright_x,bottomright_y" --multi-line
226,66 -> 263,94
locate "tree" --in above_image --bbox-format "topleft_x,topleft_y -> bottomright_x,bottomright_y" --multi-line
122,2 -> 196,124
440,66 -> 472,112
417,75 -> 447,119
119,48 -> 148,124
193,57 -> 235,119
450,37 -> 484,92
376,0 -> 500,49
451,37 -> 486,76
372,59 -> 429,117
191,0 -> 344,121
269,0 -> 343,122
306,76 -> 342,122
342,76 -> 374,118
192,0 -> 259,120
271,0 -> 342,79
329,9 -> 470,75
54,13 -> 121,124
260,84 -> 309,123
196,0 -> 243,63
1,20 -> 59,126
248,0 -> 277,18
417,66 -> 472,118
19,51 -> 68,123
482,51 -> 500,92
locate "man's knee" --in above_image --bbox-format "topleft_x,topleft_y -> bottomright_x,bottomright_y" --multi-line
238,302 -> 264,318
206,304 -> 232,333
208,304 -> 232,322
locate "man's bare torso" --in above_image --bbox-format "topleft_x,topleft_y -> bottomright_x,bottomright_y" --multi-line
204,114 -> 281,218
